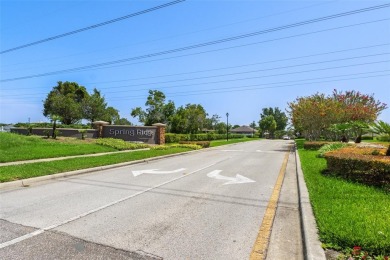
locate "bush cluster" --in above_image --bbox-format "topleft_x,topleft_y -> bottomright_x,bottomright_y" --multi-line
303,141 -> 334,150
15,123 -> 91,129
151,144 -> 202,150
95,138 -> 149,150
317,142 -> 349,158
179,141 -> 210,148
324,147 -> 390,189
165,133 -> 245,143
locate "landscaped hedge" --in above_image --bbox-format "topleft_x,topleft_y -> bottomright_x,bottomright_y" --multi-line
165,133 -> 245,143
179,141 -> 210,148
324,147 -> 390,188
303,141 -> 334,150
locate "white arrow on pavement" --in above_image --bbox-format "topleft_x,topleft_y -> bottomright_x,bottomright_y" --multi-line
207,170 -> 255,185
132,168 -> 186,177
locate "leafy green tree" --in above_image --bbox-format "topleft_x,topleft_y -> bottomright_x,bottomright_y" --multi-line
215,122 -> 227,134
102,106 -> 120,124
43,81 -> 88,124
170,104 -> 207,134
131,90 -> 175,126
82,88 -> 108,124
259,115 -> 277,138
260,107 -> 288,131
114,117 -> 132,125
204,114 -> 221,130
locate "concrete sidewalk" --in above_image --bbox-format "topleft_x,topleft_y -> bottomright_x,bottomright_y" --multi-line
0,148 -> 150,167
266,146 -> 326,260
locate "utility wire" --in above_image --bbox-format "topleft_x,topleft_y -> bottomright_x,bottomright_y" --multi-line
109,73 -> 390,101
4,71 -> 389,102
0,0 -> 185,54
1,50 -> 388,92
3,18 -> 388,76
3,60 -> 389,99
92,53 -> 390,90
1,3 -> 389,82
82,43 -> 390,86
1,0 -> 335,68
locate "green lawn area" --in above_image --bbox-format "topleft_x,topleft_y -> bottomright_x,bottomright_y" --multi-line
0,132 -> 117,162
296,139 -> 390,256
0,147 -> 192,182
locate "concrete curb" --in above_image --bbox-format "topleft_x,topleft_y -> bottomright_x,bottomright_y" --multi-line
295,145 -> 326,260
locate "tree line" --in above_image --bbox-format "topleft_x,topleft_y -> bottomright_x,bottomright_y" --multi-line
42,81 -> 386,140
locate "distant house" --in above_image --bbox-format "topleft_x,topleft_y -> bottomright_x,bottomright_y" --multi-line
0,125 -> 14,132
230,125 -> 256,136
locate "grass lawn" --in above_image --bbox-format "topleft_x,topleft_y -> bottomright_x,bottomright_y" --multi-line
0,132 -> 117,163
210,138 -> 258,147
0,147 -> 192,182
296,139 -> 390,256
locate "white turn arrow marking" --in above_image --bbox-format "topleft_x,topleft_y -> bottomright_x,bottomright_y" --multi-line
132,168 -> 186,177
207,170 -> 256,185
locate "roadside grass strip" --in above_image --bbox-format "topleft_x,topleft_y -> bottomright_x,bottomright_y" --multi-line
0,147 -> 191,182
0,133 -> 116,163
296,140 -> 390,256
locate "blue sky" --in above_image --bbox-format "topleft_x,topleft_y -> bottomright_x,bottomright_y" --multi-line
1,0 -> 389,126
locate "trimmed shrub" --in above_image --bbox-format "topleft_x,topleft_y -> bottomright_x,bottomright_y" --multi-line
96,138 -> 149,150
179,141 -> 210,148
324,147 -> 390,189
304,141 -> 334,150
317,142 -> 349,158
165,133 -> 245,143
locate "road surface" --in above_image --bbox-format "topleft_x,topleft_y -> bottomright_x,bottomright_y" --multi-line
0,140 -> 297,259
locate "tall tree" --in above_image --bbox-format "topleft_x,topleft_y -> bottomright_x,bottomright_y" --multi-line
259,115 -> 277,137
131,90 -> 175,126
332,89 -> 387,122
43,81 -> 88,124
260,107 -> 288,131
102,106 -> 120,124
170,104 -> 207,134
82,88 -> 108,124
288,90 -> 387,140
204,114 -> 221,130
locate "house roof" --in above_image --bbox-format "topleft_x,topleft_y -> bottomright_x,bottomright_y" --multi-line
230,125 -> 255,133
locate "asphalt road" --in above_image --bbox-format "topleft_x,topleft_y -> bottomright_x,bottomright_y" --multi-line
0,140 -> 293,260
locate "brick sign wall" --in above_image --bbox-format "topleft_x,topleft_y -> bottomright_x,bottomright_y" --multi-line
102,125 -> 158,144
11,124 -> 166,145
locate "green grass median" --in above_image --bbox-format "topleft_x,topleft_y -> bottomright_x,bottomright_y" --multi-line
0,147 -> 192,182
0,133 -> 116,162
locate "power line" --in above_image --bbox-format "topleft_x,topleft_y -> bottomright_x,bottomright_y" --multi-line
1,0 -> 336,69
110,73 -> 390,101
3,41 -> 387,92
1,50 -> 388,93
93,53 -> 390,91
6,71 -> 387,104
82,43 -> 390,86
0,0 -> 185,54
3,18 -> 388,77
3,60 -> 389,99
2,3 -> 389,82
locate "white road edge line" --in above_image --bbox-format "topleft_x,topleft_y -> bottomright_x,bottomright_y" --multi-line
0,158 -> 229,249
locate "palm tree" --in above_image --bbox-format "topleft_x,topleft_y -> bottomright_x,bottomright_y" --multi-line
370,120 -> 390,156
49,114 -> 60,139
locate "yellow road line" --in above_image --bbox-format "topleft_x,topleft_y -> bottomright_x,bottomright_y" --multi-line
250,149 -> 290,260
